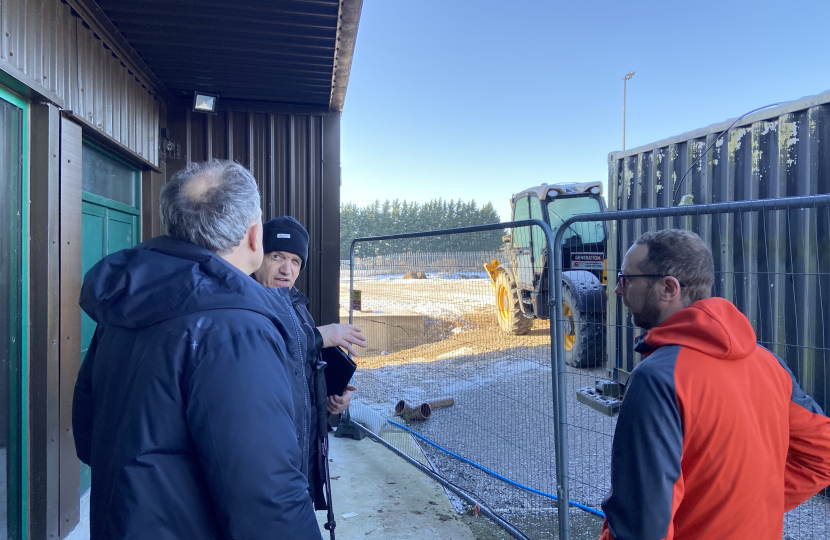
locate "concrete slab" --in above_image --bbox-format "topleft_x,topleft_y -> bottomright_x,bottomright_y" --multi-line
68,436 -> 476,540
318,435 -> 476,540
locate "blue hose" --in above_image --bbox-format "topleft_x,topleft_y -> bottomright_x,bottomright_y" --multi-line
385,419 -> 606,518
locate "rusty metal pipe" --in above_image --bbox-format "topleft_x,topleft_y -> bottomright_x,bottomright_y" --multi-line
425,397 -> 454,410
394,400 -> 407,416
394,400 -> 432,421
394,397 -> 455,421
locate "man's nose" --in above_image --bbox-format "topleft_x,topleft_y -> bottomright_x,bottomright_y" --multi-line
614,280 -> 624,297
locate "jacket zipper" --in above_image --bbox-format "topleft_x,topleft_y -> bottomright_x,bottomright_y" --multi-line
282,292 -> 310,477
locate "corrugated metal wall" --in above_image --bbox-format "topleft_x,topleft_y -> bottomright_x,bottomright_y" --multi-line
6,1 -> 342,535
1,0 -> 160,164
607,91 -> 830,411
165,106 -> 341,325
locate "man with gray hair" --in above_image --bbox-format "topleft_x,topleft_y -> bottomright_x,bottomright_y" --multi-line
600,229 -> 830,540
72,160 -> 323,540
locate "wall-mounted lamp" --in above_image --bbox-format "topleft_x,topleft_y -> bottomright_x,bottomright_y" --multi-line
193,92 -> 219,114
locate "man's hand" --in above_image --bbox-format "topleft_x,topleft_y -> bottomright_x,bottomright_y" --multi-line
327,385 -> 357,415
318,323 -> 367,356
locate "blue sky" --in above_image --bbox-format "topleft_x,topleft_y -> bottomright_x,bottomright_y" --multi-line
340,0 -> 830,222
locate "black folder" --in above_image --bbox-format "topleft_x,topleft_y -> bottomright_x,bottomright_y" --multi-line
322,346 -> 357,397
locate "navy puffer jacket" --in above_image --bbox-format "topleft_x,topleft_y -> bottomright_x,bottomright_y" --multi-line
72,236 -> 323,540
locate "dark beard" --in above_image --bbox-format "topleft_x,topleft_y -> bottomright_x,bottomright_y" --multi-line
632,292 -> 662,330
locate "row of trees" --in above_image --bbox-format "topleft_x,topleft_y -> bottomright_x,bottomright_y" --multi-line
341,198 -> 503,258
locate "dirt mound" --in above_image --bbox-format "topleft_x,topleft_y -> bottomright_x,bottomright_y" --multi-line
354,309 -> 551,370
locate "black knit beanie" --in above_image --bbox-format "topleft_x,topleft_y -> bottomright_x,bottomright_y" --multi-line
262,216 -> 309,269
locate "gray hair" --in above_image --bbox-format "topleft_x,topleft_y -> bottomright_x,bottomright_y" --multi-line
160,160 -> 262,254
635,229 -> 714,306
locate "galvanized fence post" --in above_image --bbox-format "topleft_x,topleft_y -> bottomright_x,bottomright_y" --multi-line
349,240 -> 357,326
548,223 -> 572,540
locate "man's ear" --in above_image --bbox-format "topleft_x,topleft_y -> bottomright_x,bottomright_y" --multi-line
659,276 -> 683,303
248,221 -> 262,253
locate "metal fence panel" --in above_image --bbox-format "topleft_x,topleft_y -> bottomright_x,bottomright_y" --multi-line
553,195 -> 830,540
344,221 -> 601,540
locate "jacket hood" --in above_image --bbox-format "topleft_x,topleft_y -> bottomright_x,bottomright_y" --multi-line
80,236 -> 289,329
636,297 -> 757,360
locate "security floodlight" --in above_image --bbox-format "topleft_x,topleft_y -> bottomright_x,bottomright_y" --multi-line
193,92 -> 219,114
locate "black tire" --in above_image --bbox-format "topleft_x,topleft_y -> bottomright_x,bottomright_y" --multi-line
562,285 -> 606,368
495,271 -> 533,335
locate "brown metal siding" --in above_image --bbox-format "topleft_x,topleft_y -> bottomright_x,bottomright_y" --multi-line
1,0 -> 160,165
608,91 -> 830,411
58,116 -> 83,538
320,113 -> 340,325
29,102 -> 62,540
165,107 -> 340,324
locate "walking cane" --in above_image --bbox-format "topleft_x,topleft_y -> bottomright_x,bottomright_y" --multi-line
321,432 -> 337,540
315,364 -> 337,540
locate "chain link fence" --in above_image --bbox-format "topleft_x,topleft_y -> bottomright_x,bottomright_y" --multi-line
339,195 -> 830,539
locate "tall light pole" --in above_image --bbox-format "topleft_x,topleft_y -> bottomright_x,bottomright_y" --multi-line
623,71 -> 635,151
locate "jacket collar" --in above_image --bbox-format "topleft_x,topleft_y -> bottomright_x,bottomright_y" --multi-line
289,286 -> 310,308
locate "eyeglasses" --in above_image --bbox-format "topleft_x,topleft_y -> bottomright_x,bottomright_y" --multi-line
617,272 -> 685,289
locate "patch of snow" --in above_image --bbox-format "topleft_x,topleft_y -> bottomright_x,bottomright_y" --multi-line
437,347 -> 477,360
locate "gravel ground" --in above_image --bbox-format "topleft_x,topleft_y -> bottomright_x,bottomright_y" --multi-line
344,275 -> 829,539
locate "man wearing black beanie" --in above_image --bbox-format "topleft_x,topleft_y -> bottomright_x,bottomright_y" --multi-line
255,216 -> 367,356
252,216 -> 366,515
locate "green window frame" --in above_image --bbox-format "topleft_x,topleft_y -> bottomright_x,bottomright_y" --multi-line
0,84 -> 29,540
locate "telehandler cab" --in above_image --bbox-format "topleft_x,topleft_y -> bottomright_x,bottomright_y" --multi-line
484,182 -> 608,368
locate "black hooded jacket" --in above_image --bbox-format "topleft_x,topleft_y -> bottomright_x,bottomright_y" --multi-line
72,236 -> 323,540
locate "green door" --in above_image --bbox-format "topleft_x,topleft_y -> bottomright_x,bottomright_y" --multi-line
80,202 -> 138,357
79,141 -> 140,494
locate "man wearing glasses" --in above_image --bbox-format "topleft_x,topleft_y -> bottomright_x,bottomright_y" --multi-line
599,229 -> 830,540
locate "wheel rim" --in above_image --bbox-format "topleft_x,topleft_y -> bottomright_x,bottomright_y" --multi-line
563,302 -> 575,351
497,284 -> 510,322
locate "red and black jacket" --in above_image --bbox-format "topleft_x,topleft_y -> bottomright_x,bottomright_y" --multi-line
600,297 -> 830,540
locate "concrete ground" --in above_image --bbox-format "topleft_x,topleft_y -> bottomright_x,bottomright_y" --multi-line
66,435 -> 476,540
66,492 -> 89,540
319,435 -> 476,539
